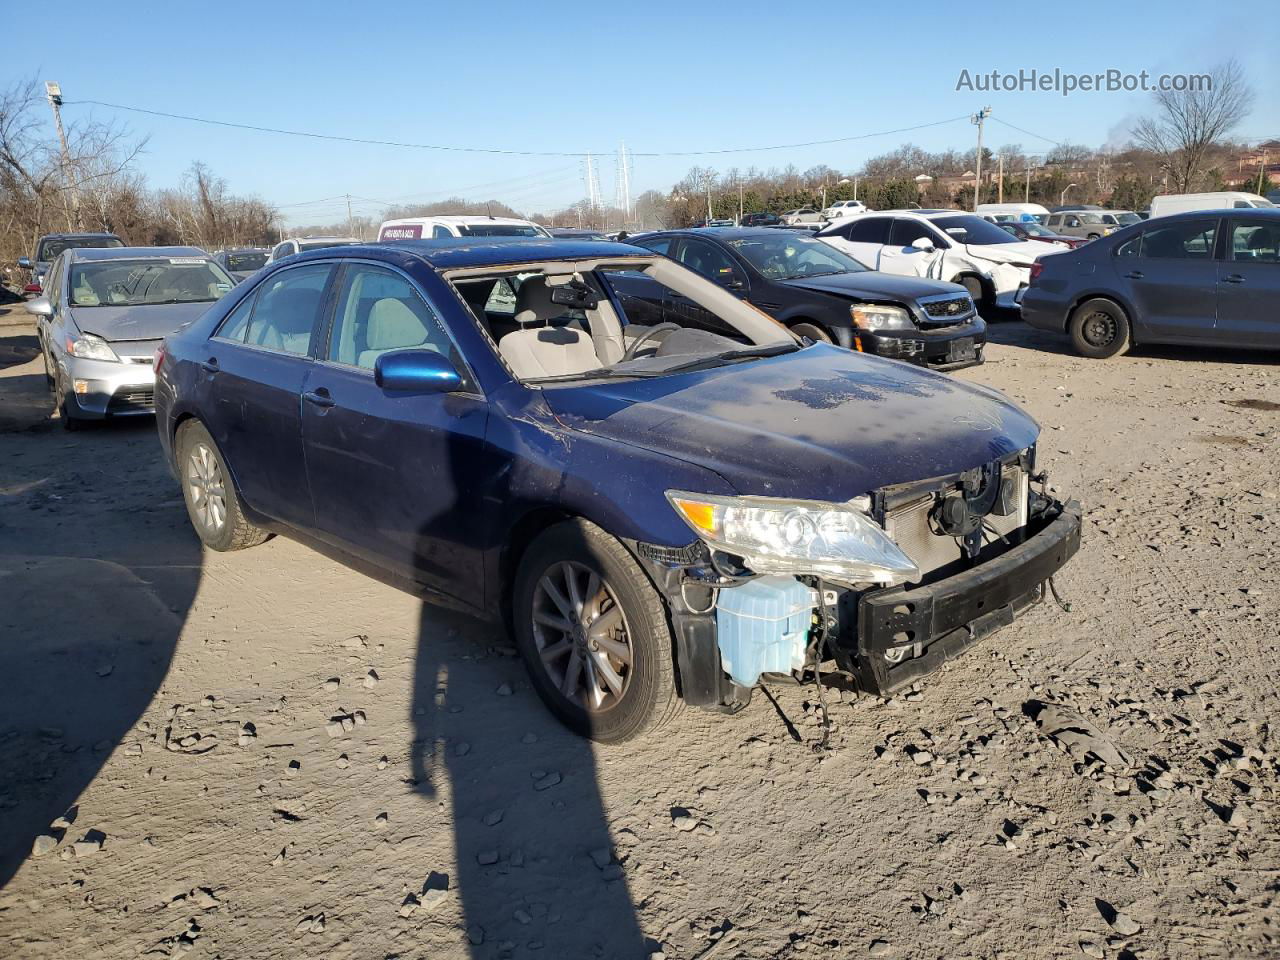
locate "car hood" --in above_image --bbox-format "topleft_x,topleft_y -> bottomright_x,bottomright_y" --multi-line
960,241 -> 1043,268
780,272 -> 965,302
545,344 -> 1039,501
69,301 -> 213,342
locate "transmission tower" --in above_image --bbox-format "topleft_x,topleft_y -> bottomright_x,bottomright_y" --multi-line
614,141 -> 633,221
584,153 -> 602,212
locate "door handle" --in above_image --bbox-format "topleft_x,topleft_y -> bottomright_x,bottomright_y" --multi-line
1221,274 -> 1245,284
200,357 -> 219,373
1123,271 -> 1144,279
303,388 -> 335,408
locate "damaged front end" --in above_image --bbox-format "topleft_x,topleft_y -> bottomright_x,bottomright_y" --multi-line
635,448 -> 1081,708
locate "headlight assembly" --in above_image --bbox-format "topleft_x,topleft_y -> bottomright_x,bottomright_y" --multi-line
850,303 -> 915,331
666,491 -> 919,585
65,334 -> 121,362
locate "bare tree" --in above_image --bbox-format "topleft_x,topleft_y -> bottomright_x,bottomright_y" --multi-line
1133,59 -> 1254,193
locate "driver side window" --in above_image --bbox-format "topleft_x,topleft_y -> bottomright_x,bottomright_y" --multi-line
889,219 -> 936,248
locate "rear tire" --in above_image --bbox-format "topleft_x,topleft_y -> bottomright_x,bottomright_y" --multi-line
514,519 -> 682,743
176,420 -> 271,551
1068,298 -> 1131,359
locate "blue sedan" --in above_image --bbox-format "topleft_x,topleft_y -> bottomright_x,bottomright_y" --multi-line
155,239 -> 1080,741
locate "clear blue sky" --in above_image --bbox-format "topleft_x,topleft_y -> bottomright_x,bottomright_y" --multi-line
11,0 -> 1277,226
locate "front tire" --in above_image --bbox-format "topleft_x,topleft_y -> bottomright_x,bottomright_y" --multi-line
1068,298 -> 1131,359
514,520 -> 682,743
790,321 -> 832,344
958,275 -> 993,314
176,420 -> 271,551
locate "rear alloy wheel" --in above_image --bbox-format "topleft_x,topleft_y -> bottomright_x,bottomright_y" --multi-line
791,321 -> 832,344
177,421 -> 271,551
514,520 -> 681,742
1068,297 -> 1131,359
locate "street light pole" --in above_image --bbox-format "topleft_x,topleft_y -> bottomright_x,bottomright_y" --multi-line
346,194 -> 354,238
1061,183 -> 1078,206
970,106 -> 990,212
45,82 -> 78,230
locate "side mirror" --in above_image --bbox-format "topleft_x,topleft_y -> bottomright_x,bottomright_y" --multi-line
374,349 -> 463,393
25,296 -> 53,317
17,257 -> 32,269
911,237 -> 935,252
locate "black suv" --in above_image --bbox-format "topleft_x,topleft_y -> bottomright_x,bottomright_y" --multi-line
618,228 -> 987,369
739,212 -> 782,227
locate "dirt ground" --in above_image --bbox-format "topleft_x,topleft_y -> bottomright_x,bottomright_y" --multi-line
0,308 -> 1276,960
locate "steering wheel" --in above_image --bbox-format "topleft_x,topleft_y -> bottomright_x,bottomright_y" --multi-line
622,322 -> 682,362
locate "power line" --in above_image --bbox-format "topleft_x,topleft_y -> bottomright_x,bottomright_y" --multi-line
990,117 -> 1063,147
66,97 -> 972,158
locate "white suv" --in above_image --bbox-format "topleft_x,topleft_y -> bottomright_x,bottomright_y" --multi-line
816,210 -> 1048,310
821,199 -> 867,220
377,216 -> 549,241
267,236 -> 360,263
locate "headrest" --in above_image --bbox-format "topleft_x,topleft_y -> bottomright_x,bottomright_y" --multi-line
513,275 -> 557,326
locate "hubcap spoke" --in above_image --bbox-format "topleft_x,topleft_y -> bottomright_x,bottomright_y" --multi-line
590,650 -> 625,696
587,605 -> 622,642
594,632 -> 632,665
560,649 -> 583,697
539,638 -> 572,663
539,575 -> 575,622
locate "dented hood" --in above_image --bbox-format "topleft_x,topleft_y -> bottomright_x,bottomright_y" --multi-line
69,301 -> 212,343
545,344 -> 1040,501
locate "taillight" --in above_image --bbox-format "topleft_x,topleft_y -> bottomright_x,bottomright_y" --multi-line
24,282 -> 42,293
1028,261 -> 1044,285
153,343 -> 166,374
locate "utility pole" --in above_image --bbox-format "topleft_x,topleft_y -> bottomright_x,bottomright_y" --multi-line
970,106 -> 990,212
345,194 -> 354,238
997,154 -> 1004,203
853,175 -> 858,202
45,82 -> 78,230
1025,157 -> 1034,202
705,171 -> 713,222
738,180 -> 744,224
1259,150 -> 1268,196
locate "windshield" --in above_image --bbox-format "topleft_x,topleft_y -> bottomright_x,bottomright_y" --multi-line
1110,212 -> 1141,225
932,215 -> 1024,245
36,236 -> 123,262
1016,222 -> 1056,237
227,251 -> 268,272
730,233 -> 867,279
68,258 -> 234,307
458,224 -> 544,237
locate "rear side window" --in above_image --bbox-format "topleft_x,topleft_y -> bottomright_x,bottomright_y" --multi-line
215,293 -> 256,341
846,217 -> 891,243
432,225 -> 452,239
244,264 -> 334,355
1137,219 -> 1217,260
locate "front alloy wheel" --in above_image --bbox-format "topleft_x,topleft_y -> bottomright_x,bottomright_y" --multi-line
531,561 -> 633,712
514,520 -> 682,742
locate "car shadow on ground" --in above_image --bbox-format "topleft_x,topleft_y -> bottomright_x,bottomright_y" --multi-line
985,321 -> 1280,365
408,519 -> 655,955
0,338 -> 201,887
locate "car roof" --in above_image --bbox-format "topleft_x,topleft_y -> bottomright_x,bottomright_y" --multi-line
67,245 -> 209,262
289,236 -> 359,243
39,231 -> 121,240
641,227 -> 822,241
1146,208 -> 1280,221
292,238 -> 651,269
381,215 -> 537,225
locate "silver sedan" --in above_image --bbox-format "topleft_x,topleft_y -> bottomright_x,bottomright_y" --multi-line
27,246 -> 235,429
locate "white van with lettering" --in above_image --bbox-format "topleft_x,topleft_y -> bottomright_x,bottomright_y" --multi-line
377,216 -> 550,241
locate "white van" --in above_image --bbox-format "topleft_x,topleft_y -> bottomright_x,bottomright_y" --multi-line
975,203 -> 1050,224
1149,192 -> 1276,218
377,215 -> 550,241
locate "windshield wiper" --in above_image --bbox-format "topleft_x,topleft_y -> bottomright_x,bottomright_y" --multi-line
656,342 -> 800,374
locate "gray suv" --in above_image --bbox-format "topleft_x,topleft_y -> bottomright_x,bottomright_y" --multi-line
1043,211 -> 1116,241
18,232 -> 123,294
